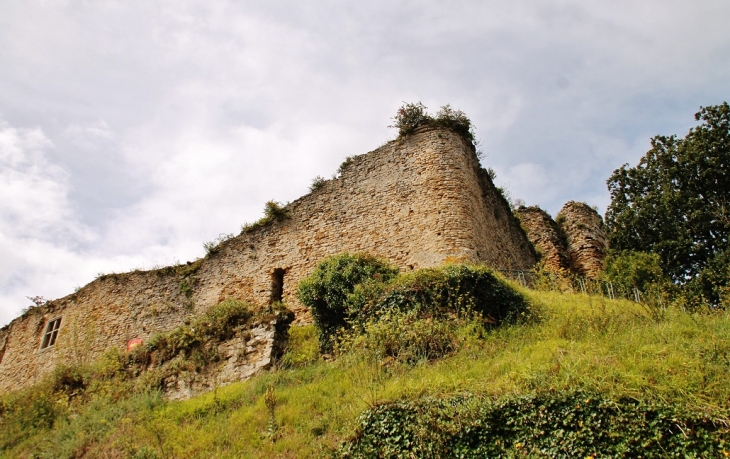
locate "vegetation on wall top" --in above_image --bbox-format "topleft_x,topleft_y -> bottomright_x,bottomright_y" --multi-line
240,200 -> 290,235
390,102 -> 477,145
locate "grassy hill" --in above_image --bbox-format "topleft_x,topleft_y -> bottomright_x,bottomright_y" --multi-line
2,278 -> 730,458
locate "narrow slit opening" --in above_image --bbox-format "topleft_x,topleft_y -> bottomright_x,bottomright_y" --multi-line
270,268 -> 285,304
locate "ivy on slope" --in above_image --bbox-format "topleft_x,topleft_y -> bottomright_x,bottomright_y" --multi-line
339,391 -> 730,458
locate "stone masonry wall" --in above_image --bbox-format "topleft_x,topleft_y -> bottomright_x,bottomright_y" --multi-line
0,127 -> 537,393
514,206 -> 570,272
557,201 -> 608,278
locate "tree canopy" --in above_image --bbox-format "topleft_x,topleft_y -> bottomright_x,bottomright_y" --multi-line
605,102 -> 730,306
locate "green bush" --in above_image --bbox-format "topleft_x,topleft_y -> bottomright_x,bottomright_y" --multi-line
389,102 -> 476,143
602,250 -> 678,309
135,299 -> 253,364
241,200 -> 290,233
603,250 -> 667,292
202,233 -> 235,256
340,391 -> 730,458
389,102 -> 430,136
0,385 -> 65,450
298,254 -> 529,354
297,253 -> 399,352
50,363 -> 88,395
309,175 -> 327,192
337,156 -> 357,175
369,264 -> 529,326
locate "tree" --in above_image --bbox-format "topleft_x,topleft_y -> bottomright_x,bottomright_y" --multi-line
605,102 -> 730,307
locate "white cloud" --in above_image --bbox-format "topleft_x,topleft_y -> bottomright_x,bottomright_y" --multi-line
0,122 -> 70,238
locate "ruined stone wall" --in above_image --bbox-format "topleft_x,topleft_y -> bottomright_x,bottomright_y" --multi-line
0,127 -> 537,393
557,201 -> 608,278
514,206 -> 570,272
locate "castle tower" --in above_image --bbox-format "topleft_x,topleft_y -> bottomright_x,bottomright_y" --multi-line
514,206 -> 570,273
557,201 -> 607,278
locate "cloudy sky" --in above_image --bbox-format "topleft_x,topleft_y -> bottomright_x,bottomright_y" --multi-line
1,0 -> 728,325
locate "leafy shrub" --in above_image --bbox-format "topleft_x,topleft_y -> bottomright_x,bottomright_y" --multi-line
340,391 -> 730,458
298,254 -> 529,354
601,250 -> 676,308
241,200 -> 290,233
134,299 -> 253,365
297,253 -> 399,352
603,250 -> 667,292
433,104 -> 473,142
0,383 -> 67,450
337,156 -> 357,175
368,264 -> 529,326
389,102 -> 430,136
50,363 -> 88,395
309,175 -> 327,192
389,102 -> 476,143
203,233 -> 235,256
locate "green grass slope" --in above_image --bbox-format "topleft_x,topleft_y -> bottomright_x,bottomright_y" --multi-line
2,287 -> 730,458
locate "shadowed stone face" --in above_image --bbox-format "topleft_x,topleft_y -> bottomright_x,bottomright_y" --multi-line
557,201 -> 607,279
514,206 -> 570,273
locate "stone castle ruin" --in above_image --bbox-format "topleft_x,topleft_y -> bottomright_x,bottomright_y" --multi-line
0,125 -> 607,395
514,201 -> 607,279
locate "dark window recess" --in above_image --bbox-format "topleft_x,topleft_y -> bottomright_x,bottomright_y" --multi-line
270,268 -> 285,303
40,318 -> 61,349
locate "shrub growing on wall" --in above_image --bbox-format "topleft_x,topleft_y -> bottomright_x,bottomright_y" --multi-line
296,253 -> 399,352
389,102 -> 476,144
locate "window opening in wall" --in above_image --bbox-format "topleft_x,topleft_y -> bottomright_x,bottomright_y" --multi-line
270,268 -> 285,303
40,317 -> 61,349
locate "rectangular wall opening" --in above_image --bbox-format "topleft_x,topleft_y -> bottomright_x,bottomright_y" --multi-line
40,317 -> 62,349
270,268 -> 285,304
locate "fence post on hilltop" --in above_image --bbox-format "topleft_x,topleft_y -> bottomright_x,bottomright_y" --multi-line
606,282 -> 615,300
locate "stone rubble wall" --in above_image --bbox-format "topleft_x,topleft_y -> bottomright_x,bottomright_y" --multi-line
514,206 -> 570,272
0,127 -> 536,394
557,201 -> 608,278
161,317 -> 288,401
